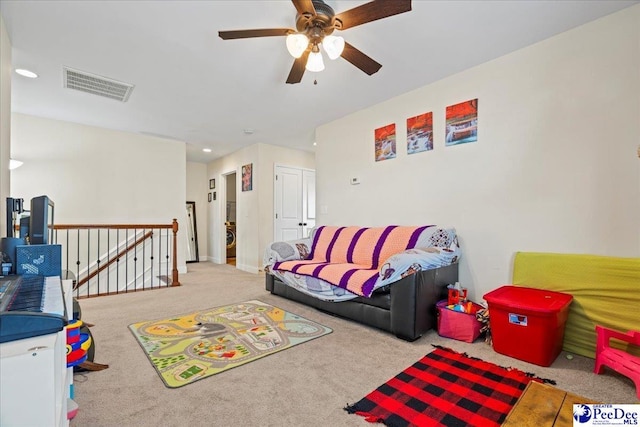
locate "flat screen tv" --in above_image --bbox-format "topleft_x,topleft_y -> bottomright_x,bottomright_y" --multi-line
30,195 -> 55,245
19,215 -> 30,240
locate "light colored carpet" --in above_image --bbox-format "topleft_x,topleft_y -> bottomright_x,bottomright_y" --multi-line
71,263 -> 637,427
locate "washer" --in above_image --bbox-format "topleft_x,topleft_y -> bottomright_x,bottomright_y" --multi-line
226,222 -> 236,258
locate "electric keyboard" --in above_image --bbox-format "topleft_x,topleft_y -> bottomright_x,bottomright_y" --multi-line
0,275 -> 67,343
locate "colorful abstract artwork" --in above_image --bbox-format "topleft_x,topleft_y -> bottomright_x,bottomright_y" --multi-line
407,112 -> 433,154
445,99 -> 478,146
374,123 -> 396,162
241,163 -> 253,191
129,300 -> 332,388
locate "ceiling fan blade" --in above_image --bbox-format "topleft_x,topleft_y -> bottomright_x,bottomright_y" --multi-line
335,0 -> 412,30
340,42 -> 382,75
218,29 -> 293,40
286,50 -> 310,84
292,0 -> 316,16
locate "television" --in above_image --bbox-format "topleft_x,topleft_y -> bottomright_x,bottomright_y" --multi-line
5,197 -> 24,238
30,195 -> 55,245
19,215 -> 30,240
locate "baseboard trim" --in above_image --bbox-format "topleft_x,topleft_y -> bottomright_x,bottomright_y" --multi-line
236,263 -> 259,274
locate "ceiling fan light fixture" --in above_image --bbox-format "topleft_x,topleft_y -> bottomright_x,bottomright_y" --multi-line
305,50 -> 325,72
286,33 -> 309,58
322,35 -> 345,60
219,0 -> 413,83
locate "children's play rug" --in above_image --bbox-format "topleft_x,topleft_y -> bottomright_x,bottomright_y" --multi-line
345,345 -> 555,427
129,300 -> 332,388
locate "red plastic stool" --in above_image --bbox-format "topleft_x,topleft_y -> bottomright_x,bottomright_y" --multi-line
593,325 -> 640,399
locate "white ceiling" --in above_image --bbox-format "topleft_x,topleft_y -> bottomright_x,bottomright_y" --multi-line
2,0 -> 638,163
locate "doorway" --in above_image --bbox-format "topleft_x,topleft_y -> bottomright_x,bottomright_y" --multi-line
225,172 -> 237,266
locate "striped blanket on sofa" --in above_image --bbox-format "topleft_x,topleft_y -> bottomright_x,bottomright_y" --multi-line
273,225 -> 439,298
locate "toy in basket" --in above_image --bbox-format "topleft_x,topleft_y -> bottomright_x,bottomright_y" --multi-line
447,284 -> 468,306
437,284 -> 484,343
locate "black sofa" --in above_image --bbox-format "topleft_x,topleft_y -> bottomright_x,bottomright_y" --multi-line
265,262 -> 459,341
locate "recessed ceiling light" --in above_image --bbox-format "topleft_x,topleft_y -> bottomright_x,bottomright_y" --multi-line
202,148 -> 212,153
15,68 -> 38,79
313,142 -> 317,146
9,159 -> 23,170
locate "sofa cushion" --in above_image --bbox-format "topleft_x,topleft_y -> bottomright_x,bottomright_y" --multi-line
309,225 -> 434,268
273,260 -> 379,298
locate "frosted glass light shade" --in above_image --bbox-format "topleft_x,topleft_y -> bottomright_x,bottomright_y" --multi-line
305,51 -> 325,72
286,33 -> 309,58
322,35 -> 345,60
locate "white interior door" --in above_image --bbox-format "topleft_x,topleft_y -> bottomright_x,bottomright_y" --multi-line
275,166 -> 316,241
302,170 -> 316,237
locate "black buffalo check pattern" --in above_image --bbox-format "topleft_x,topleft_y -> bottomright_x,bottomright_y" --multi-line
345,346 -> 554,427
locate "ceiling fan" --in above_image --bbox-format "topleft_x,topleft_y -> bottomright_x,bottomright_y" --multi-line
218,0 -> 412,84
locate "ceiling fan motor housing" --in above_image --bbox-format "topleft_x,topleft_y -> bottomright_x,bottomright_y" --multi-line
295,0 -> 338,36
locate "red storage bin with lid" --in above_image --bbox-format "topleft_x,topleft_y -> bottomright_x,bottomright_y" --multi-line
483,285 -> 573,367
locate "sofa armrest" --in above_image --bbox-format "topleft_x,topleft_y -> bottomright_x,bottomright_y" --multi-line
379,247 -> 461,288
390,263 -> 459,341
263,237 -> 312,271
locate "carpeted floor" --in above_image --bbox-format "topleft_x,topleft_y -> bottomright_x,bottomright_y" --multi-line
71,263 -> 638,427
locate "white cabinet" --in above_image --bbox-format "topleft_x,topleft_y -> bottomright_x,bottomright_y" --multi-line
0,279 -> 73,427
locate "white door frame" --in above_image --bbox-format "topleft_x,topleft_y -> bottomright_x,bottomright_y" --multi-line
220,170 -> 237,266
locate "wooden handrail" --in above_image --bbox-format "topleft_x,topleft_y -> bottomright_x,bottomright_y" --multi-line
75,230 -> 154,289
54,224 -> 174,230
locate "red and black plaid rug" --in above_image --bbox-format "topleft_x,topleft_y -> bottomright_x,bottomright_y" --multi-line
345,345 -> 555,427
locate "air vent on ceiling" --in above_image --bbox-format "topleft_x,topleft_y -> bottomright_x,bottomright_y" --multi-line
63,67 -> 134,102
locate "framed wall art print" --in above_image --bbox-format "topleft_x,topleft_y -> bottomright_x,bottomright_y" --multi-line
445,99 -> 478,146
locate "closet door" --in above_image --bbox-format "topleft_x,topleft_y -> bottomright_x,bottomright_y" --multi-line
302,169 -> 316,237
274,166 -> 316,241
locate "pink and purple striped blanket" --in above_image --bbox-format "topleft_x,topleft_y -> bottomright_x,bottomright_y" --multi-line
272,225 -> 433,298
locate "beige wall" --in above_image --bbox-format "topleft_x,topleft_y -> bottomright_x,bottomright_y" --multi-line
207,144 -> 259,272
186,161 -> 208,261
207,143 -> 314,272
0,14 -> 11,236
10,113 -> 189,272
315,5 -> 640,300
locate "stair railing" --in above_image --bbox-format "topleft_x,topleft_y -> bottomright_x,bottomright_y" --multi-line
53,219 -> 180,299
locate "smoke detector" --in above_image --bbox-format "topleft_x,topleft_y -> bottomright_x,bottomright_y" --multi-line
63,66 -> 134,102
